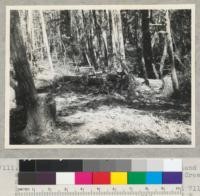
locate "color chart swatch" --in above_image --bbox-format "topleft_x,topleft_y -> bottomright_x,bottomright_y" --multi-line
18,159 -> 182,185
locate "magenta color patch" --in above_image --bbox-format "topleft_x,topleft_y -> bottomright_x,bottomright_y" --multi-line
75,172 -> 93,184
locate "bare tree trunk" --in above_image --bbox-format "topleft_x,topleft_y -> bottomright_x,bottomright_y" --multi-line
152,63 -> 159,79
165,10 -> 179,92
10,10 -> 55,143
60,10 -> 77,69
102,11 -> 109,54
111,10 -> 125,72
110,10 -> 136,100
31,12 -> 35,51
111,11 -> 117,59
141,56 -> 150,86
160,35 -> 167,77
74,10 -> 94,68
93,10 -> 109,70
11,11 -> 37,108
141,10 -> 155,79
135,11 -> 140,71
39,10 -> 54,74
135,11 -> 149,85
80,10 -> 98,69
89,10 -> 99,69
102,29 -> 109,68
160,34 -> 168,88
27,10 -> 33,65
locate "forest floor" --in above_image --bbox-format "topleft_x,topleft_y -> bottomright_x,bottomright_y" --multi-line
52,92 -> 191,145
10,62 -> 192,145
33,66 -> 191,145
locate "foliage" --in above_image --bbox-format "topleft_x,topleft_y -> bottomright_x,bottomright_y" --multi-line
14,9 -> 192,100
177,54 -> 191,102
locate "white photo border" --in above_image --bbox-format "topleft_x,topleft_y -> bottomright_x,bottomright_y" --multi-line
5,4 -> 196,149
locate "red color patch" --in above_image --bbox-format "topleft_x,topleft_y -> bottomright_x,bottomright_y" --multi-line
93,172 -> 110,184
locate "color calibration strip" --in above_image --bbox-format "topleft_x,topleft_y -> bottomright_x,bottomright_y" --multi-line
18,159 -> 182,185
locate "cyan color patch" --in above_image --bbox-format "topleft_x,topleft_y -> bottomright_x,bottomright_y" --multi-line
146,172 -> 162,184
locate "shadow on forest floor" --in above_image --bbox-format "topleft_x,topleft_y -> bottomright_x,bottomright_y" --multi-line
10,76 -> 192,145
55,90 -> 191,124
89,130 -> 191,145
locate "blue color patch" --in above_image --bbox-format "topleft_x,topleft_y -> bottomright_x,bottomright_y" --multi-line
146,172 -> 162,184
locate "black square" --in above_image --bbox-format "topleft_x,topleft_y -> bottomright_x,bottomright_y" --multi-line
18,172 -> 36,185
19,160 -> 36,172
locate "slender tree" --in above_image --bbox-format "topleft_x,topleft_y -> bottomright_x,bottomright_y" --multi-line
72,10 -> 92,67
111,10 -> 125,72
135,11 -> 149,85
93,10 -> 109,69
141,10 -> 155,79
27,10 -> 33,65
165,10 -> 179,92
159,33 -> 168,88
111,10 -> 136,99
39,10 -> 54,74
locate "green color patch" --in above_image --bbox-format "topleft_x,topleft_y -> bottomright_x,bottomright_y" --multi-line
128,172 -> 146,184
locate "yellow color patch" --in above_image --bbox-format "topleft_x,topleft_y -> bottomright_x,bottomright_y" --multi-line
111,172 -> 127,185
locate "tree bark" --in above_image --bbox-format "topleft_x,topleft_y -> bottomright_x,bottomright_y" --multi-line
141,56 -> 150,86
160,35 -> 167,77
111,10 -> 126,72
27,10 -> 33,65
159,34 -> 168,88
10,10 -> 55,143
135,11 -> 149,85
141,10 -> 155,79
81,10 -> 98,69
10,10 -> 37,107
165,10 -> 179,93
93,10 -> 109,70
39,10 -> 54,74
110,10 -> 136,100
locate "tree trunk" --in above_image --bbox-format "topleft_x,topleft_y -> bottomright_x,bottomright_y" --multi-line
24,93 -> 56,143
165,10 -> 179,93
134,11 -> 140,71
73,10 -> 95,68
135,11 -> 149,85
81,10 -> 98,69
141,10 -> 155,79
93,10 -> 109,70
10,10 -> 55,143
111,10 -> 126,72
141,56 -> 150,86
60,10 -> 78,68
27,10 -> 34,66
60,10 -> 71,37
39,10 -> 54,74
159,34 -> 168,88
110,10 -> 136,100
160,35 -> 167,77
89,10 -> 99,69
10,10 -> 37,107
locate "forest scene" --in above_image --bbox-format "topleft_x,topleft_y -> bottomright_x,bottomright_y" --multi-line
9,8 -> 193,145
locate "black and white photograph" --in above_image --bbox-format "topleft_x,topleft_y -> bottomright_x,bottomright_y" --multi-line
6,5 -> 195,147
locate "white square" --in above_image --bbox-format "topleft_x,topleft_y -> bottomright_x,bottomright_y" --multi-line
147,159 -> 163,171
56,172 -> 75,185
163,159 -> 182,171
